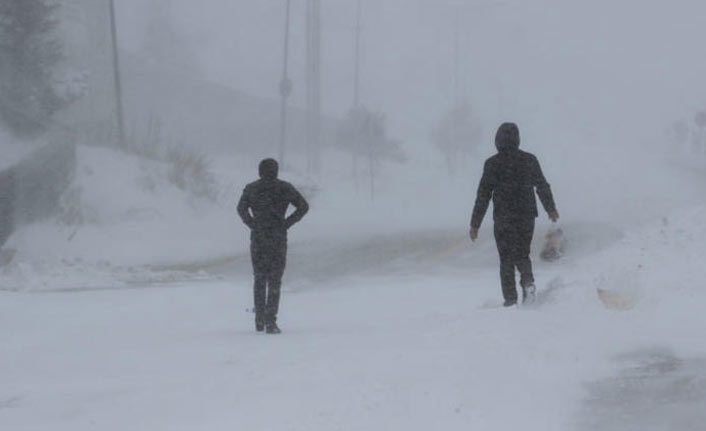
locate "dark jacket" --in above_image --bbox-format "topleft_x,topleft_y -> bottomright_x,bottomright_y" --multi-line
237,167 -> 309,237
470,123 -> 556,229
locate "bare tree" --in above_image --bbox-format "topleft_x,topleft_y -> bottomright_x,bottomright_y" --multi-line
337,106 -> 403,200
432,102 -> 483,177
669,120 -> 689,153
695,111 -> 706,158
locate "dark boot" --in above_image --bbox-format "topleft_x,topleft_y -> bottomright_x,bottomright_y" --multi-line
266,322 -> 281,334
503,299 -> 517,307
522,283 -> 536,305
255,314 -> 265,332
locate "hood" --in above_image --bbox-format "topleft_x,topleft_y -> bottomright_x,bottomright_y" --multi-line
495,122 -> 520,152
258,158 -> 279,180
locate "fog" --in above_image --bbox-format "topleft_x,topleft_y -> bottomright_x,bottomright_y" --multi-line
1,0 -> 704,284
117,0 -> 706,140
106,0 -> 706,228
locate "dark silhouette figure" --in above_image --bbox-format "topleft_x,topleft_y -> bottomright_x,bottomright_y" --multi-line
237,159 -> 309,333
470,123 -> 559,306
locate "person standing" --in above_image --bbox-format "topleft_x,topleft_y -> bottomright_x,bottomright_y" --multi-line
469,123 -> 559,306
237,159 -> 309,333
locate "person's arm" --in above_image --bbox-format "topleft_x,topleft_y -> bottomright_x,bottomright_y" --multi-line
237,186 -> 255,229
285,185 -> 309,229
532,156 -> 559,221
470,160 -> 494,237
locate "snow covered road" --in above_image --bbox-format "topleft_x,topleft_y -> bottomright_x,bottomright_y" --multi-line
0,277 -> 585,430
577,348 -> 706,431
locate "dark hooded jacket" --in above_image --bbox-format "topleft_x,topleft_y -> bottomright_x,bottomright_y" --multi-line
237,159 -> 309,237
470,123 -> 556,229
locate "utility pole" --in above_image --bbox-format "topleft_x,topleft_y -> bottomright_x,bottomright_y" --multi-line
278,0 -> 293,166
352,0 -> 363,189
306,0 -> 322,174
108,0 -> 126,148
453,6 -> 460,108
354,0 -> 362,108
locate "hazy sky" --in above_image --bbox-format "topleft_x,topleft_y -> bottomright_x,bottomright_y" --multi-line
115,0 -> 706,146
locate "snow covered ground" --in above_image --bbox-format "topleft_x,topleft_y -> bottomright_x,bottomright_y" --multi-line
1,141 -> 706,430
2,201 -> 706,429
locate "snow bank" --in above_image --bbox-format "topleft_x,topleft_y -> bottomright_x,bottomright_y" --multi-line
0,145 -> 242,291
552,204 -> 706,313
0,129 -> 35,170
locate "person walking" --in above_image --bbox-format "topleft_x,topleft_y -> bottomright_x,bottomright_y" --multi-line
237,158 -> 309,333
469,123 -> 559,306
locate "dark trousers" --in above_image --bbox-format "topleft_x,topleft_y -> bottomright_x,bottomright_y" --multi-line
251,235 -> 287,325
494,219 -> 535,302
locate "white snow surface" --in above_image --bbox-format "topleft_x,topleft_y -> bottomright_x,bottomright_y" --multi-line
1,145 -> 241,290
2,144 -> 706,430
0,131 -> 37,170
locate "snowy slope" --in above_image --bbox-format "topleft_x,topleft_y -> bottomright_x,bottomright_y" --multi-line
0,131 -> 36,170
0,145 -> 241,291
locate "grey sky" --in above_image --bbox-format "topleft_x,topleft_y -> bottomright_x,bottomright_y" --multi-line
114,0 -> 706,144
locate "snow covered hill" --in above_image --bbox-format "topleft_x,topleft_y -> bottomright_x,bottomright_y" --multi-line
0,145 -> 242,291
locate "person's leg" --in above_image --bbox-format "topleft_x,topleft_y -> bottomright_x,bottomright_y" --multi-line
515,219 -> 536,302
494,222 -> 518,305
264,241 -> 287,332
265,272 -> 282,322
251,241 -> 267,331
253,274 -> 267,331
